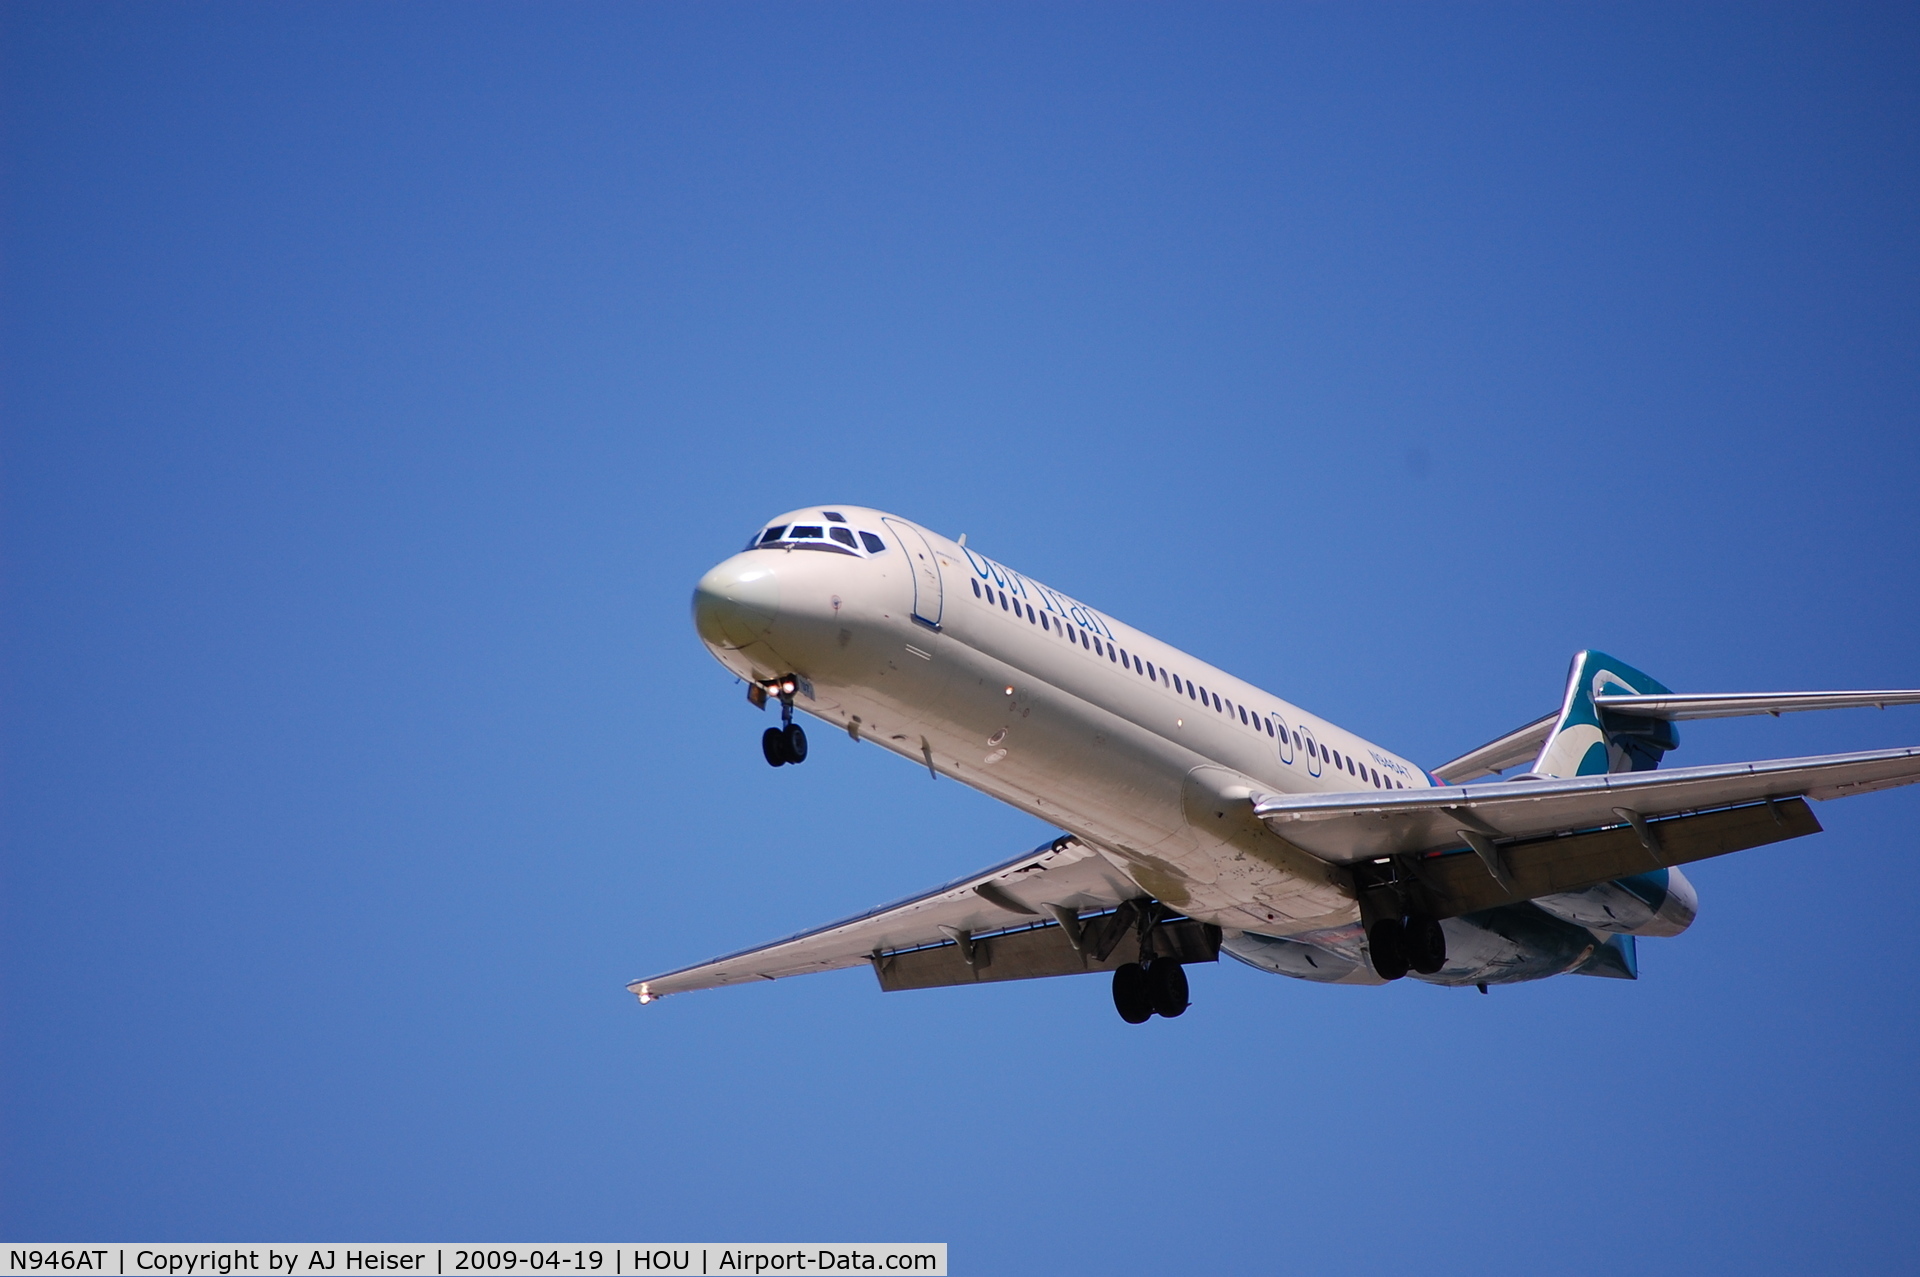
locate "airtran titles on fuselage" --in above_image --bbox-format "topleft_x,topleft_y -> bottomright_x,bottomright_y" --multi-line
960,545 -> 1115,641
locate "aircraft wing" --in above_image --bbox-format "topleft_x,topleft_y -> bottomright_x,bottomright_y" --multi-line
629,835 -> 1154,1001
1254,745 -> 1920,866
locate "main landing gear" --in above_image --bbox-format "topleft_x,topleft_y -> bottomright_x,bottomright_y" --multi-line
1108,903 -> 1192,1024
1366,914 -> 1446,980
756,678 -> 809,767
1112,958 -> 1188,1023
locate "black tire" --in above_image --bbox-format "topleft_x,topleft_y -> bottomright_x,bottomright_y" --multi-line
1405,915 -> 1447,975
762,727 -> 789,767
1147,958 -> 1189,1018
783,723 -> 808,764
1112,962 -> 1153,1023
1367,918 -> 1409,981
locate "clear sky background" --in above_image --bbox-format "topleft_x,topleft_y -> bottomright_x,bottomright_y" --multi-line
5,4 -> 1918,1271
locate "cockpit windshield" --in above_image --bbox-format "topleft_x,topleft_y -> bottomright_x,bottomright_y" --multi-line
747,515 -> 890,557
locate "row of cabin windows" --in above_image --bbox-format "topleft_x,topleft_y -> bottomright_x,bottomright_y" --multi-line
968,574 -> 1409,790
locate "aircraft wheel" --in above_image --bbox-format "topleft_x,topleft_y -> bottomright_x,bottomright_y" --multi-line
1112,962 -> 1153,1023
1405,916 -> 1447,975
762,727 -> 789,767
783,723 -> 809,764
1367,918 -> 1409,981
1147,958 -> 1189,1018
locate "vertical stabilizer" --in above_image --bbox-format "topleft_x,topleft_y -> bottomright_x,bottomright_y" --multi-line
1532,650 -> 1680,778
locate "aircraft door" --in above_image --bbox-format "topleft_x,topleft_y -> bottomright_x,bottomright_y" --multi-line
1272,714 -> 1294,765
882,516 -> 944,631
1299,726 -> 1322,777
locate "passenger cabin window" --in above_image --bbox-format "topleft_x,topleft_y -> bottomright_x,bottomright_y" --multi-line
971,580 -> 981,598
859,531 -> 886,553
829,527 -> 856,548
1145,661 -> 1156,680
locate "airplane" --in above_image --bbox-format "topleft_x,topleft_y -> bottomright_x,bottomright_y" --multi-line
631,505 -> 1920,1022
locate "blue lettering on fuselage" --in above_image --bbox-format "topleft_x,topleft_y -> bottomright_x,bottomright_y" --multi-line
961,545 -> 1113,640
1368,750 -> 1411,779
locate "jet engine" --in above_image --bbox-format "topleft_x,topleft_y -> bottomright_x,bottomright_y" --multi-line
1531,867 -> 1698,938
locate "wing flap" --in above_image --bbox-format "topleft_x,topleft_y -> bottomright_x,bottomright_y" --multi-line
1254,745 -> 1920,864
1391,797 -> 1821,920
629,835 -> 1142,1000
871,918 -> 1220,992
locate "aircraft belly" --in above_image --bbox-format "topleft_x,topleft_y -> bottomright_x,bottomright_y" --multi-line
851,633 -> 1363,934
789,594 -> 1365,938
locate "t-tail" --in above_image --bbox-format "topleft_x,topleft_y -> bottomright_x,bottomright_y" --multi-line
1532,650 -> 1680,778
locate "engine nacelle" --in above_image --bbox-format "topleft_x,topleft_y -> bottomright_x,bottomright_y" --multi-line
1531,866 -> 1697,937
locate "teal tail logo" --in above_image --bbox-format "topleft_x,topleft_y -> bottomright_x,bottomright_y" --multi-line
1532,650 -> 1680,778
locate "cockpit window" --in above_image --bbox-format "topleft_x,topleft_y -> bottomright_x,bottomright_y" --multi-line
751,519 -> 888,556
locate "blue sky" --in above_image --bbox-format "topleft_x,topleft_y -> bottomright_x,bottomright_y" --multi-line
4,4 -> 1918,1271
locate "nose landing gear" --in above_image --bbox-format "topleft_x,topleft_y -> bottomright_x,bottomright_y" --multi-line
756,677 -> 809,767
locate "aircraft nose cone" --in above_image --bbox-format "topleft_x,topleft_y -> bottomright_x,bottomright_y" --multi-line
693,557 -> 780,649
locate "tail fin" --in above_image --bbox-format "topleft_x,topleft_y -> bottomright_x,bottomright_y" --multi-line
1532,650 -> 1681,778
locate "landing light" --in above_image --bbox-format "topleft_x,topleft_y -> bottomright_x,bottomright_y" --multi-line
1004,686 -> 1015,696
781,679 -> 797,694
636,983 -> 654,1005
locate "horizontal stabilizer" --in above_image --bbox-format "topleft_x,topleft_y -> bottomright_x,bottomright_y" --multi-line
1431,712 -> 1559,784
1594,690 -> 1920,720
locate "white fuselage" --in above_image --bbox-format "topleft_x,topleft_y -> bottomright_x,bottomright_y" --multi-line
694,506 -> 1432,939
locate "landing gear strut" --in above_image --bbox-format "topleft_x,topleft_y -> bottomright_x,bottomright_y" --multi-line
758,679 -> 809,767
